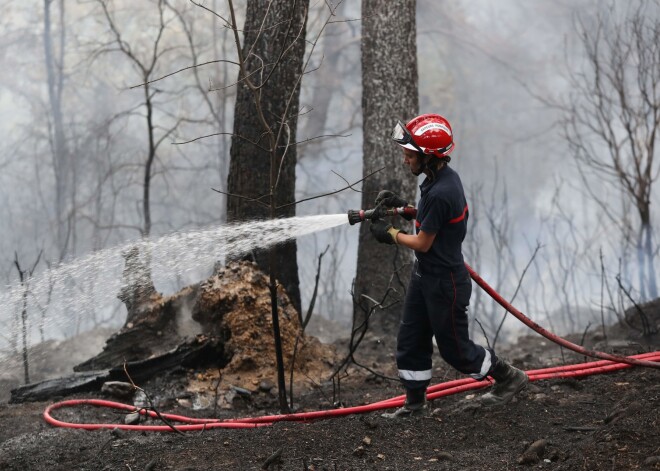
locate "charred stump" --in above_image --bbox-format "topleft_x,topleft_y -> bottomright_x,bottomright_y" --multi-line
13,261 -> 336,403
117,246 -> 157,323
75,246 -> 198,371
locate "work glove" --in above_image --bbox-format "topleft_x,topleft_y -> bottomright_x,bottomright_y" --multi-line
375,190 -> 407,209
375,190 -> 415,221
370,220 -> 406,245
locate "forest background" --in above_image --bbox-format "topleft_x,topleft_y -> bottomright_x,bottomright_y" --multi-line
0,0 -> 658,368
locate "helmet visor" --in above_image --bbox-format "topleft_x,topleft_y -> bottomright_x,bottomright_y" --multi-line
392,120 -> 425,153
391,120 -> 411,144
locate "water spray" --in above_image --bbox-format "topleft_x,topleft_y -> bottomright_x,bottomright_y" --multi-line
0,214 -> 350,353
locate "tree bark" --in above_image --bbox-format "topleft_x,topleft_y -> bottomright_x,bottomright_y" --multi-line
226,0 -> 308,314
354,0 -> 419,336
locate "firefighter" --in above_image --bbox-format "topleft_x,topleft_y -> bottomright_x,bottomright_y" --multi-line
370,113 -> 528,417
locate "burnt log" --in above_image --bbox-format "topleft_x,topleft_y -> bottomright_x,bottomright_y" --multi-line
10,336 -> 222,403
10,370 -> 110,403
75,285 -> 200,372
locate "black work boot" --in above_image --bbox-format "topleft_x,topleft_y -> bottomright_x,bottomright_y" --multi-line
480,359 -> 528,406
382,388 -> 428,419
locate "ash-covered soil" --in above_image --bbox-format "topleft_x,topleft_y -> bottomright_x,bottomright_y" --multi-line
2,283 -> 659,470
1,333 -> 659,471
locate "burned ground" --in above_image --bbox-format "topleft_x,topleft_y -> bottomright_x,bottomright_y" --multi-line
1,333 -> 659,471
0,266 -> 659,470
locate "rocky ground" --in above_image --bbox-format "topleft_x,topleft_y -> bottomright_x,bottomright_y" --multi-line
1,273 -> 659,470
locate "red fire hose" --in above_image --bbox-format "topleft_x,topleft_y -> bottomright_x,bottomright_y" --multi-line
43,351 -> 660,431
43,266 -> 660,431
465,263 -> 660,369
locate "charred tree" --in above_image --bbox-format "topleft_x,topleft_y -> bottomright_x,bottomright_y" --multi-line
354,0 -> 419,336
225,0 -> 309,413
226,0 -> 308,315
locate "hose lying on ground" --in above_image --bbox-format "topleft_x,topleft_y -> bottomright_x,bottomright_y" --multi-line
465,263 -> 660,369
44,351 -> 660,431
43,265 -> 660,431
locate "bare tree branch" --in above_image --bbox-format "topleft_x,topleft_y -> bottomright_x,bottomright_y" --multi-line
276,166 -> 384,210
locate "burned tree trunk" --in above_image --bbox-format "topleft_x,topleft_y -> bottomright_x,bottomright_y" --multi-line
76,247 -> 190,371
226,0 -> 308,315
354,1 -> 419,336
117,246 -> 157,323
225,0 -> 309,413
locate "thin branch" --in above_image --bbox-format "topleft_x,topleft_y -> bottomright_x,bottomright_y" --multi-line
350,359 -> 399,382
301,245 -> 330,329
210,188 -> 271,208
122,362 -> 184,435
129,59 -> 241,89
276,166 -> 384,210
272,1 -> 342,189
288,334 -> 301,409
492,241 -> 543,348
172,132 -> 269,152
330,170 -> 364,193
473,317 -> 492,350
616,274 -> 655,335
279,132 -> 352,148
189,0 -> 232,27
328,281 -> 401,381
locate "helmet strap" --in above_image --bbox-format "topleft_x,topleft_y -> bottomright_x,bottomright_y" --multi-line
415,151 -> 429,176
422,155 -> 450,180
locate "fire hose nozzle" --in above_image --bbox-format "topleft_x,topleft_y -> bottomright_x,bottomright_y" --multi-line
347,209 -> 367,225
347,206 -> 417,225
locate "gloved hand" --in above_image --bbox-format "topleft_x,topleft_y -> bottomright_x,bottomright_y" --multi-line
370,220 -> 406,245
375,190 -> 407,209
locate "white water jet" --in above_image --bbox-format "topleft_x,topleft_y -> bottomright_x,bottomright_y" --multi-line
0,214 -> 349,352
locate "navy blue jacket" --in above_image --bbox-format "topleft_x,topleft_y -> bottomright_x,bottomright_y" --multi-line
414,165 -> 469,274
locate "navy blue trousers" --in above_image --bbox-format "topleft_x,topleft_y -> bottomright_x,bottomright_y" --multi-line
396,263 -> 495,391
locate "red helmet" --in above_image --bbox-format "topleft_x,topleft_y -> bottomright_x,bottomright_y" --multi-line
391,113 -> 455,157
